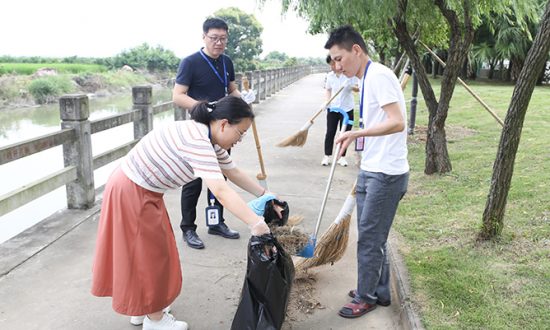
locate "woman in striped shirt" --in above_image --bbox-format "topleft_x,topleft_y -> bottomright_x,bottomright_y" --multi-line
91,96 -> 275,330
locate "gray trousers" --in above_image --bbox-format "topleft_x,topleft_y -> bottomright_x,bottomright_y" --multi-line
355,170 -> 409,304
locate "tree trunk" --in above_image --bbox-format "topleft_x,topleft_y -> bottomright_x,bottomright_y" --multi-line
510,57 -> 524,82
479,1 -> 550,240
393,0 -> 475,175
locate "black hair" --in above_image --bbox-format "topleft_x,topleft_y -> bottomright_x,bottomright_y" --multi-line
203,17 -> 228,34
326,54 -> 333,64
191,95 -> 254,125
324,25 -> 368,54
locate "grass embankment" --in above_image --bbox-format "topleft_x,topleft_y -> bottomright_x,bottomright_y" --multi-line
0,62 -> 106,75
0,63 -> 169,108
396,79 -> 549,329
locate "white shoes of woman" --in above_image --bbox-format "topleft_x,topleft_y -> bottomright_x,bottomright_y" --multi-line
337,157 -> 348,167
142,313 -> 188,330
130,306 -> 172,326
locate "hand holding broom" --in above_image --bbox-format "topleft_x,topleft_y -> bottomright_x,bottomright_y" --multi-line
276,85 -> 345,147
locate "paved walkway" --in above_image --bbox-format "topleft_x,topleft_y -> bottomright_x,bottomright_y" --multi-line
0,73 -> 415,329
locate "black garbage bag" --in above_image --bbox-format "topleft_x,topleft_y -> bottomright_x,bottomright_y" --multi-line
231,234 -> 295,330
263,199 -> 289,226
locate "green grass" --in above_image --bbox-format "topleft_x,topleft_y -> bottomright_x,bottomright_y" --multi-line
395,78 -> 550,329
0,62 -> 107,75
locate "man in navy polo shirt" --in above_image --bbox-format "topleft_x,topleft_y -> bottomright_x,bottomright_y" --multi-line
172,17 -> 242,249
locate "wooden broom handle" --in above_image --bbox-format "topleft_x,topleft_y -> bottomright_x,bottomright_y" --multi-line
242,78 -> 267,180
419,41 -> 504,127
309,85 -> 345,123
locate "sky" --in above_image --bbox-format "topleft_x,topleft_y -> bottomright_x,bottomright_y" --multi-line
1,0 -> 328,59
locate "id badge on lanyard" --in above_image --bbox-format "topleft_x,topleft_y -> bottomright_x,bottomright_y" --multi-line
205,193 -> 220,227
356,60 -> 372,151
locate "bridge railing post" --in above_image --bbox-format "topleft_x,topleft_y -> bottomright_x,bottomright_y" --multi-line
235,73 -> 243,91
254,70 -> 262,103
266,69 -> 272,98
132,86 -> 153,139
60,94 -> 95,209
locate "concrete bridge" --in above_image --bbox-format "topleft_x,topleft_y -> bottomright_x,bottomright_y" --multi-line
0,72 -> 420,329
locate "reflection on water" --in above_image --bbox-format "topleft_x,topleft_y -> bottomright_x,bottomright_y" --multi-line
0,88 -> 174,244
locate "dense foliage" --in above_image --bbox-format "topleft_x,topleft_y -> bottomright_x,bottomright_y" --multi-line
108,43 -> 180,72
212,7 -> 264,71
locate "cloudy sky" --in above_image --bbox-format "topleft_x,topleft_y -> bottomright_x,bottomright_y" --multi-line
1,0 -> 328,59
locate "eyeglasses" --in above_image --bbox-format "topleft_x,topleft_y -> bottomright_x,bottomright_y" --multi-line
231,126 -> 247,142
205,34 -> 228,44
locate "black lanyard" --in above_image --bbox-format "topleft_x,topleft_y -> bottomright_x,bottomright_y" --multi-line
200,49 -> 228,95
359,60 -> 372,128
206,124 -> 216,203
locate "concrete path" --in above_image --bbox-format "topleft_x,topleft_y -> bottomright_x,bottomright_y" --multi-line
0,73 -> 413,329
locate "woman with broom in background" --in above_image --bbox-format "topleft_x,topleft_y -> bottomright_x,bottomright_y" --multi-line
321,54 -> 359,167
91,96 -> 280,330
326,25 -> 409,319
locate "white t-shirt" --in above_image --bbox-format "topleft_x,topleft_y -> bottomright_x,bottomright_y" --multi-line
360,62 -> 409,175
325,71 -> 359,111
122,121 -> 235,193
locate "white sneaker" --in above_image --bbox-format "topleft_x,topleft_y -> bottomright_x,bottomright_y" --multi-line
337,157 -> 348,167
321,155 -> 330,166
130,306 -> 172,326
142,313 -> 188,330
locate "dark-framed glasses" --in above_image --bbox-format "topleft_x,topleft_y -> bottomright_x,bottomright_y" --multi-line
205,35 -> 228,44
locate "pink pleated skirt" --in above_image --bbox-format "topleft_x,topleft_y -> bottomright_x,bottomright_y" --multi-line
91,167 -> 182,316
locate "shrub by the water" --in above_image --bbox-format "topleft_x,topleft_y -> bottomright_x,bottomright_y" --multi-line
28,76 -> 74,104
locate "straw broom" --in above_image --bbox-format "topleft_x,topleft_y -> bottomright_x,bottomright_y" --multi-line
296,182 -> 356,270
276,86 -> 345,147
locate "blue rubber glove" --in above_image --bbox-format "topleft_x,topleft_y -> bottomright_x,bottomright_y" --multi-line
247,194 -> 276,216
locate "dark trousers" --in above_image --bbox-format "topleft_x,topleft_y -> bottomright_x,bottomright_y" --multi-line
180,178 -> 225,232
324,109 -> 354,156
180,149 -> 230,232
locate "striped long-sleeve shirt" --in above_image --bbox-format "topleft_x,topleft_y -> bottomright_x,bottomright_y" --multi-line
121,121 -> 235,193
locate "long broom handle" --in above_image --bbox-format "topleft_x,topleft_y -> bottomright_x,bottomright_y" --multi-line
307,85 -> 345,124
313,113 -> 349,239
419,41 -> 504,127
242,78 -> 268,181
251,120 -> 267,180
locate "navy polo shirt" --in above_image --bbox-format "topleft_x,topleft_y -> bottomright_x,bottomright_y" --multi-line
175,49 -> 236,102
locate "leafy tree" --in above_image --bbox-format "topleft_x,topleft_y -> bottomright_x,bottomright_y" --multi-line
111,43 -> 180,72
213,7 -> 263,72
469,1 -> 545,82
480,0 -> 550,240
264,51 -> 289,62
278,0 -> 528,175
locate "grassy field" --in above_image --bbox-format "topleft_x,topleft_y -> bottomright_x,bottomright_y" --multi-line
0,62 -> 107,75
395,79 -> 549,329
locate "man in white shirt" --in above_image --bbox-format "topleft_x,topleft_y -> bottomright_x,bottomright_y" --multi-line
328,25 -> 410,319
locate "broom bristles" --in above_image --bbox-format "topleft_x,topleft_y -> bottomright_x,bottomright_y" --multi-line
295,214 -> 351,271
276,129 -> 309,147
287,215 -> 304,226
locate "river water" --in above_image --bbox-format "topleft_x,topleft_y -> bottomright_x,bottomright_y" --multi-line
0,88 -> 173,244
